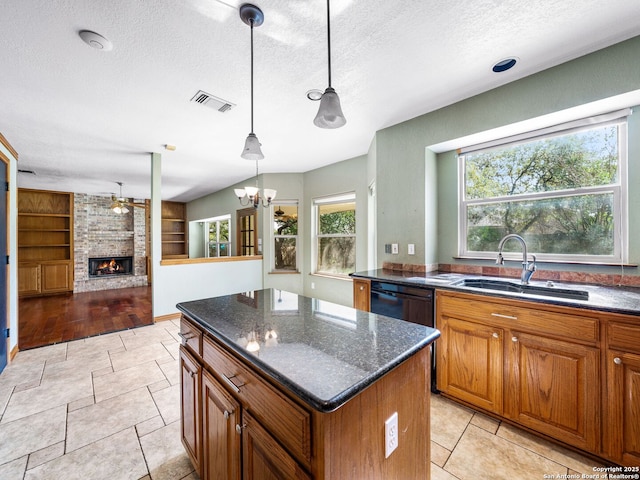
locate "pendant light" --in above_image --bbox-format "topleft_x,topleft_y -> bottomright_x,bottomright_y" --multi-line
313,0 -> 346,129
240,4 -> 265,159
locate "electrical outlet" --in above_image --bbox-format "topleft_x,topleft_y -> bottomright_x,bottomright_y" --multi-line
408,244 -> 415,255
311,282 -> 315,289
385,412 -> 398,458
391,243 -> 399,254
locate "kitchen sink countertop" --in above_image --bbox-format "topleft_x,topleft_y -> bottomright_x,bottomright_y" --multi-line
351,269 -> 640,316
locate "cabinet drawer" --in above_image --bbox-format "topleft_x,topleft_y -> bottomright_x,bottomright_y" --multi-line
438,292 -> 599,344
180,316 -> 203,358
203,335 -> 311,466
608,322 -> 640,354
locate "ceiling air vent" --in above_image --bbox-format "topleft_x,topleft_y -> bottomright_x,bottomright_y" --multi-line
18,169 -> 36,175
190,90 -> 235,113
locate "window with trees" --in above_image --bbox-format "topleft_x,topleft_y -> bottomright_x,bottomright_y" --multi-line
459,112 -> 628,263
314,193 -> 356,276
273,203 -> 298,271
206,216 -> 231,258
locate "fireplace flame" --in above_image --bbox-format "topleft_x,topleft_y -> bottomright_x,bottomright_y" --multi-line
97,258 -> 122,274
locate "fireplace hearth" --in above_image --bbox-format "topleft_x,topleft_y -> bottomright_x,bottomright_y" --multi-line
89,256 -> 133,277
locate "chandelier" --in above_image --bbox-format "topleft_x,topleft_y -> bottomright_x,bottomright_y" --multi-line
234,159 -> 276,208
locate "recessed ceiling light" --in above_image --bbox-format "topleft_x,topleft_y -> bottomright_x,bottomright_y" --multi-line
79,30 -> 113,51
306,89 -> 323,101
492,57 -> 518,73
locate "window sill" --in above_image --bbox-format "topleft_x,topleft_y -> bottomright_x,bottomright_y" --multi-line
309,272 -> 353,281
268,270 -> 300,275
452,256 -> 637,268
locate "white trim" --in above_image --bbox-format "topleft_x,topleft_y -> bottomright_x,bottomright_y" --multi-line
459,108 -> 631,155
458,117 -> 628,263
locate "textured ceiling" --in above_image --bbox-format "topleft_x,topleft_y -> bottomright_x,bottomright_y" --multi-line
2,0 -> 640,202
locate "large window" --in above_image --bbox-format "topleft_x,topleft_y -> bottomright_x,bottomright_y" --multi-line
314,193 -> 356,276
273,203 -> 298,271
205,215 -> 231,257
459,111 -> 628,263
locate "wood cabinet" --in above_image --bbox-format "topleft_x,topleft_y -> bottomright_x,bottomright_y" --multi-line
604,319 -> 640,465
202,368 -> 241,480
18,188 -> 74,296
180,346 -> 202,477
352,278 -> 371,311
162,201 -> 188,259
437,315 -> 503,414
181,314 -> 432,480
436,290 -> 600,452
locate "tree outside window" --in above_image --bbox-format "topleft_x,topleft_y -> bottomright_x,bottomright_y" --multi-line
273,203 -> 298,271
315,194 -> 356,276
207,217 -> 231,257
460,117 -> 627,263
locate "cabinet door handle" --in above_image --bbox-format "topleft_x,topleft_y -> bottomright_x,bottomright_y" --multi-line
236,423 -> 247,434
221,373 -> 244,393
359,285 -> 364,291
188,370 -> 196,378
613,357 -> 622,365
178,331 -> 195,341
224,410 -> 231,419
492,332 -> 499,339
491,313 -> 518,320
511,336 -> 518,342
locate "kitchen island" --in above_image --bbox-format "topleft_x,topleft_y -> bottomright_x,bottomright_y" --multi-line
177,288 -> 440,480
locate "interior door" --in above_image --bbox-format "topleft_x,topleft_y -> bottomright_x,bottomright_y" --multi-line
0,160 -> 7,374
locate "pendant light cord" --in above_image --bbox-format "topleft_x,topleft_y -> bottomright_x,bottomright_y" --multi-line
326,0 -> 332,88
250,19 -> 255,134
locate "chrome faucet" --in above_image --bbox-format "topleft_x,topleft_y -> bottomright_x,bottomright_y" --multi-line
496,234 -> 537,285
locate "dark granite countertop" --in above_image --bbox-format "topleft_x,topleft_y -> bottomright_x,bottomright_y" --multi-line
176,289 -> 440,412
351,269 -> 640,317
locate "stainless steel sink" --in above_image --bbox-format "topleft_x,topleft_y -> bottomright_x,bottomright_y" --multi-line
452,278 -> 589,301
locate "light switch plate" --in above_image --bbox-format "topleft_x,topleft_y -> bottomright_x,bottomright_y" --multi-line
408,244 -> 415,255
391,243 -> 399,254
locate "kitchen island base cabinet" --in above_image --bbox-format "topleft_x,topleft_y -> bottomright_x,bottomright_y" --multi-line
180,314 -> 433,480
180,346 -> 202,477
202,369 -> 241,480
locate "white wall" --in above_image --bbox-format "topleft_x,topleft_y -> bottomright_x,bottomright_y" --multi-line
150,153 -> 264,318
0,138 -> 18,355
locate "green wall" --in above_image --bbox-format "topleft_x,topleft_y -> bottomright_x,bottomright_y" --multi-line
375,34 -> 640,273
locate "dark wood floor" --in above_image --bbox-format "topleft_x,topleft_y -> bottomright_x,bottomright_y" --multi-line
18,286 -> 153,350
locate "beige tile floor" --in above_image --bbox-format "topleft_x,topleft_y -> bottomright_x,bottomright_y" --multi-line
0,321 -> 604,479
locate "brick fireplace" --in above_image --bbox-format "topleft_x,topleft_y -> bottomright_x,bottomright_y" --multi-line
74,194 -> 148,292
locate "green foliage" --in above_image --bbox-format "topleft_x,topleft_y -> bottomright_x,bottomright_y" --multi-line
319,210 -> 356,235
464,125 -> 619,255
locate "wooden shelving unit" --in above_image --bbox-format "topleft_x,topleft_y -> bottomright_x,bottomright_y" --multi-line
18,188 -> 74,296
162,201 -> 188,259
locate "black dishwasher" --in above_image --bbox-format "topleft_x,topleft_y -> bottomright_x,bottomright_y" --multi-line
369,280 -> 437,392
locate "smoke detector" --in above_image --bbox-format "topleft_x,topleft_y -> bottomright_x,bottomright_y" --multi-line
79,30 -> 113,51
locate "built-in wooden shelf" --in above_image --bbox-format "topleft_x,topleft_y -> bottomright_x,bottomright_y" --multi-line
162,201 -> 188,259
18,188 -> 74,296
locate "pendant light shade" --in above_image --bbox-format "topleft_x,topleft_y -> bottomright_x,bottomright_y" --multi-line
240,4 -> 265,159
313,87 -> 346,128
242,132 -> 264,160
314,0 -> 346,129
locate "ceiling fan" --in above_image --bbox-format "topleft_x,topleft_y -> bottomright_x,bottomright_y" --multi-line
110,182 -> 145,214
